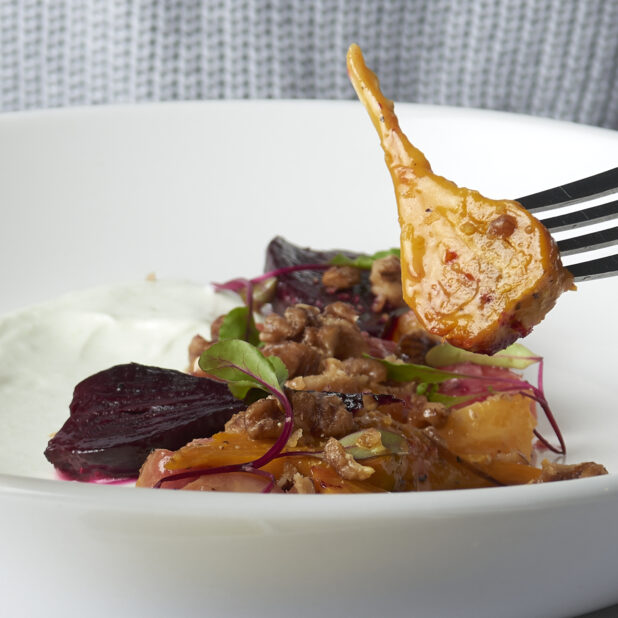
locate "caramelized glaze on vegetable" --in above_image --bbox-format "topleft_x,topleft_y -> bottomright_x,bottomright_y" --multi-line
346,44 -> 575,354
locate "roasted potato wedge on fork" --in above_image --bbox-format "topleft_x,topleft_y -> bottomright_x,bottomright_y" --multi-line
347,44 -> 574,354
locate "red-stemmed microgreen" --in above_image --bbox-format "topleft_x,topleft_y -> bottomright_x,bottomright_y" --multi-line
212,264 -> 331,310
374,354 -> 565,455
156,339 -> 293,491
211,248 -> 401,343
154,464 -> 277,493
212,248 -> 400,317
212,265 -> 329,343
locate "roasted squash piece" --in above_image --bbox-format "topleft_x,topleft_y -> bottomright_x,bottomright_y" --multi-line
434,393 -> 536,462
346,44 -> 574,354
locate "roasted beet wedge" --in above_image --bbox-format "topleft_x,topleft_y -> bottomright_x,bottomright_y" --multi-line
44,363 -> 246,481
265,236 -> 395,337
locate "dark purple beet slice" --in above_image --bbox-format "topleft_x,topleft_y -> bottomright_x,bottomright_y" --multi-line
265,236 -> 397,337
44,363 -> 246,481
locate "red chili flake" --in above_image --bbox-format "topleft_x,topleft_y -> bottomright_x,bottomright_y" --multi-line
510,319 -> 531,337
480,293 -> 493,305
445,249 -> 458,263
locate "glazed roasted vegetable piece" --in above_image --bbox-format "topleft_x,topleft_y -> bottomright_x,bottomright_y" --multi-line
346,44 -> 575,354
44,363 -> 246,480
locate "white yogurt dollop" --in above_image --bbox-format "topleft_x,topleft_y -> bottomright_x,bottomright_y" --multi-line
0,280 -> 239,479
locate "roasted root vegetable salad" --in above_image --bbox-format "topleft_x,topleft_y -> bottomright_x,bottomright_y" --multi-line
45,236 -> 607,492
346,44 -> 575,355
44,46 -> 607,492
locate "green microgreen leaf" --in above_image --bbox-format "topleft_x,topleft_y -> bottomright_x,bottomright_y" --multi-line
218,306 -> 261,346
198,339 -> 287,398
425,342 -> 541,370
426,392 -> 481,407
161,339 -> 296,489
375,357 -> 463,384
329,248 -> 400,270
339,429 -> 409,460
266,355 -> 289,387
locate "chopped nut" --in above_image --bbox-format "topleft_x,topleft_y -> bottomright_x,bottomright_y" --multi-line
323,437 -> 375,481
322,265 -> 361,290
370,255 -> 405,312
354,427 -> 383,450
324,438 -> 375,481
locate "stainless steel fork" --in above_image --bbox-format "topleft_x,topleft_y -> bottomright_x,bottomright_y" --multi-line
517,167 -> 618,281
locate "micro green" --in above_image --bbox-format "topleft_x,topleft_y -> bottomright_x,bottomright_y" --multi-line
426,342 -> 541,370
156,339 -> 293,491
372,355 -> 564,454
212,248 -> 400,316
218,306 -> 261,347
329,248 -> 400,270
377,358 -> 465,384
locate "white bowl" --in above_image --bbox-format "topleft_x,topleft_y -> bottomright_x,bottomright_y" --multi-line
0,101 -> 617,618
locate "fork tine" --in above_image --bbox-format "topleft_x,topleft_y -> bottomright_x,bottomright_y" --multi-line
541,198 -> 618,232
568,253 -> 618,282
517,167 -> 618,212
556,226 -> 618,256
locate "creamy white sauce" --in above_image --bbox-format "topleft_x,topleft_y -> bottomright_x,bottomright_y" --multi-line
0,280 -> 239,479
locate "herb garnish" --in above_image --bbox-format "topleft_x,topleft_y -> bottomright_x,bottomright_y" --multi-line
212,247 -> 399,316
156,339 -> 293,491
218,306 -> 261,346
373,354 -> 565,454
426,342 -> 541,370
329,248 -> 400,270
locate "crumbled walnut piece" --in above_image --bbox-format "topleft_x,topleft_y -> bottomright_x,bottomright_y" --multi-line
259,313 -> 297,344
225,397 -> 284,440
315,319 -> 368,359
323,437 -> 375,481
286,428 -> 303,449
370,255 -> 405,312
322,265 -> 361,290
354,427 -> 383,450
397,331 -> 440,364
276,461 -> 316,494
287,358 -> 375,393
291,473 -> 316,494
261,341 -> 323,378
260,305 -> 319,344
340,357 -> 388,382
283,305 -> 320,338
288,390 -> 356,440
322,301 -> 359,323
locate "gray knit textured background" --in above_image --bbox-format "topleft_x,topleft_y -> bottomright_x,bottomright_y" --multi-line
0,0 -> 616,129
